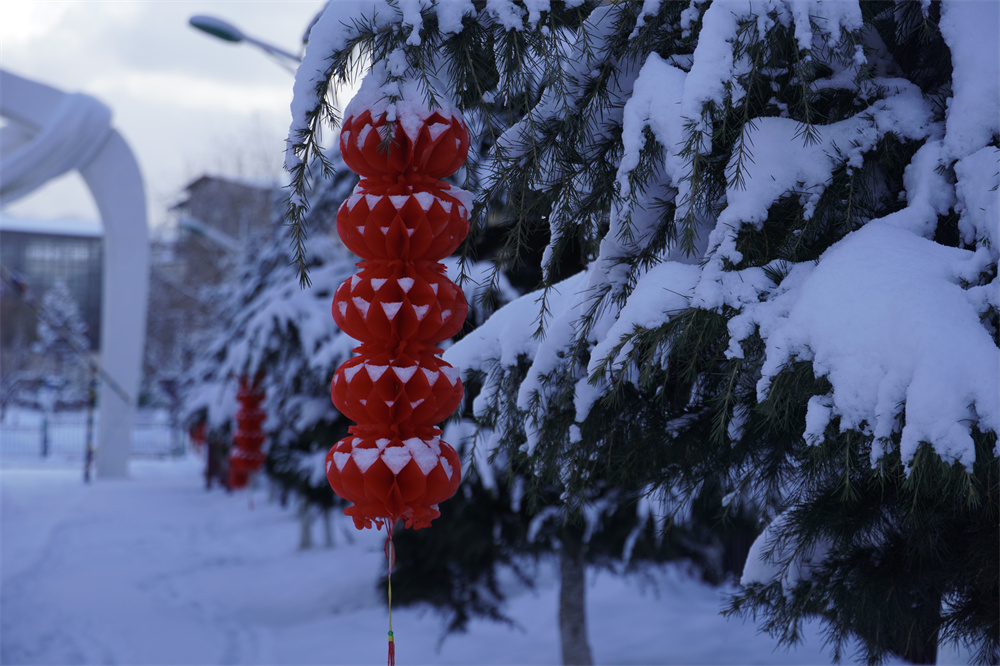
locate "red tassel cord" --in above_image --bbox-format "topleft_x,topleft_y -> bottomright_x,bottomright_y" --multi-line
385,521 -> 396,666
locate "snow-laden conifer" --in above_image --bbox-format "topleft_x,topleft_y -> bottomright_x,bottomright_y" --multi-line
32,280 -> 92,407
286,1 -> 998,662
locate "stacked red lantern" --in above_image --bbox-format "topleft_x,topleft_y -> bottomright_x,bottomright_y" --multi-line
326,96 -> 470,531
188,421 -> 206,452
229,375 -> 267,489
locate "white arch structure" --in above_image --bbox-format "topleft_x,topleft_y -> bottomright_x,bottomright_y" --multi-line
1,69 -> 149,478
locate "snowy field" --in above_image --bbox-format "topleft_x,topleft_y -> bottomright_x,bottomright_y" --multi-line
2,455 -> 847,666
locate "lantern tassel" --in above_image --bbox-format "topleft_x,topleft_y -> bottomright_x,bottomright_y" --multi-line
385,521 -> 396,666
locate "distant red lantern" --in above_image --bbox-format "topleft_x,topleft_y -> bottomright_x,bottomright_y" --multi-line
189,421 -> 207,451
229,375 -> 267,490
325,92 -> 469,534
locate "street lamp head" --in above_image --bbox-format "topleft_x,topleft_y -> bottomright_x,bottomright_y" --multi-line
189,15 -> 244,44
188,14 -> 301,67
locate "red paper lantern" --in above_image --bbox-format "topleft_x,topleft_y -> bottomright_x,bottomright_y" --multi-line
189,421 -> 206,451
338,108 -> 470,179
336,184 -> 470,261
331,351 -> 464,427
229,375 -> 267,489
331,262 -> 468,344
326,96 -> 469,531
326,432 -> 461,530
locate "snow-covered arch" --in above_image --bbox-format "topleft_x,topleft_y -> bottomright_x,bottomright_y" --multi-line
0,69 -> 149,478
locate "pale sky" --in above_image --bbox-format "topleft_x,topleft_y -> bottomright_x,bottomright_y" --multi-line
0,0 -> 330,229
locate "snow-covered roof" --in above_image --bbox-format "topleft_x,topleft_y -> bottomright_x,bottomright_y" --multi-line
181,174 -> 280,194
0,214 -> 103,238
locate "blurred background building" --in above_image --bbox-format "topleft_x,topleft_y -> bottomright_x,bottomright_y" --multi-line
141,174 -> 277,410
0,216 -> 103,352
169,175 -> 274,285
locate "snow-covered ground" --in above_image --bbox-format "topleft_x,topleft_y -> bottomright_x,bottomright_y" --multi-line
1,456 -> 840,665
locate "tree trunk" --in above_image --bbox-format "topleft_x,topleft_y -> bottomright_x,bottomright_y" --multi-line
898,590 -> 940,665
559,529 -> 594,666
298,500 -> 313,551
322,507 -> 334,548
901,635 -> 938,665
869,586 -> 941,665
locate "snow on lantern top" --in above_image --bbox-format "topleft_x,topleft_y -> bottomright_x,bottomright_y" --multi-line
339,76 -> 469,179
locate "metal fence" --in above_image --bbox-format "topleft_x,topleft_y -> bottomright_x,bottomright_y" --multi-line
0,408 -> 186,462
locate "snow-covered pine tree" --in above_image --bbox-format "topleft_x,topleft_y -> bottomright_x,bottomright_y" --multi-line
182,203 -> 359,532
289,33 -> 735,660
287,1 -> 998,663
31,279 -> 92,407
259,147 -> 361,544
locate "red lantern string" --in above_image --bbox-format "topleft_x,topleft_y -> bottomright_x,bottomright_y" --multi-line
385,521 -> 396,666
229,375 -> 267,490
326,84 -> 470,664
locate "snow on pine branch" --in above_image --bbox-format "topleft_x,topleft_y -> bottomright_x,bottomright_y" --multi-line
712,1 -> 999,470
938,1 -> 999,259
750,222 -> 997,470
955,147 -> 1000,254
693,77 -> 936,312
677,0 -> 863,149
286,1 -> 387,177
285,0 -> 596,286
489,0 -> 870,346
286,0 -> 591,177
446,270 -> 588,457
292,0 -> 999,477
938,1 -> 999,162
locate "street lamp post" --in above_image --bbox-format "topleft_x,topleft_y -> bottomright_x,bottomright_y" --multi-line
189,15 -> 302,70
